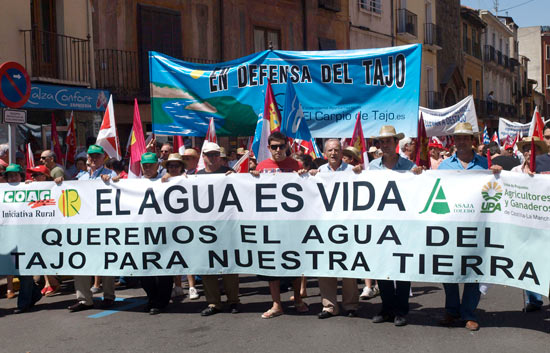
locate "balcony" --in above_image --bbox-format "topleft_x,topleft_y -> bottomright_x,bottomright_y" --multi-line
318,0 -> 341,12
424,23 -> 441,49
484,45 -> 496,62
497,50 -> 502,65
95,49 -> 217,100
95,49 -> 140,99
21,28 -> 90,86
503,55 -> 509,68
397,9 -> 417,39
425,91 -> 441,109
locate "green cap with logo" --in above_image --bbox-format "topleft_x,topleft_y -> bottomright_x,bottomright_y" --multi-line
3,164 -> 23,174
141,152 -> 158,164
87,144 -> 105,155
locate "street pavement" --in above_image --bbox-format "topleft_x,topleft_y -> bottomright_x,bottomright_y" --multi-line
0,276 -> 548,353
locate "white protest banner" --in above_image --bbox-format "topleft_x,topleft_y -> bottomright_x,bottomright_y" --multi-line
0,171 -> 548,295
420,95 -> 478,137
498,117 -> 530,138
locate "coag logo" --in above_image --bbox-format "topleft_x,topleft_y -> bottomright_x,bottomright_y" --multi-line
3,190 -> 51,203
58,189 -> 81,217
481,182 -> 502,213
419,178 -> 450,214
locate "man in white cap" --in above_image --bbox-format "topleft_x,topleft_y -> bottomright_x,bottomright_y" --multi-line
368,125 -> 422,327
196,142 -> 240,316
437,122 -> 501,331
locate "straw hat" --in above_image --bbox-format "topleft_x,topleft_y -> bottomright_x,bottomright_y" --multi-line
162,153 -> 186,168
371,125 -> 404,140
368,146 -> 378,153
343,146 -> 361,162
516,136 -> 548,154
452,122 -> 478,136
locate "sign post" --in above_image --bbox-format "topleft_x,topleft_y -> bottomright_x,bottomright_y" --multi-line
0,61 -> 31,163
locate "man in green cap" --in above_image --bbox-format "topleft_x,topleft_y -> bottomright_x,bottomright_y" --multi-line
66,144 -> 117,312
2,164 -> 43,313
137,152 -> 172,315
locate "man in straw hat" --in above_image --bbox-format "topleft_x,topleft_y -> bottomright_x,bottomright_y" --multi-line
437,122 -> 501,331
368,125 -> 422,327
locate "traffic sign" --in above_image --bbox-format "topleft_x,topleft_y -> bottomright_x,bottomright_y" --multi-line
0,61 -> 31,108
3,108 -> 27,124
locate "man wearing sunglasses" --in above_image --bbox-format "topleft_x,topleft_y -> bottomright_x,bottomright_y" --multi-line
40,150 -> 65,181
251,132 -> 309,319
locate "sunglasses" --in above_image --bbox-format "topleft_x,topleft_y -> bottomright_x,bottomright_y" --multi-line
166,163 -> 182,168
40,156 -> 48,160
269,144 -> 286,151
204,152 -> 220,157
544,135 -> 550,139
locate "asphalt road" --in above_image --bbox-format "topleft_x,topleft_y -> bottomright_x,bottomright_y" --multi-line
0,276 -> 548,353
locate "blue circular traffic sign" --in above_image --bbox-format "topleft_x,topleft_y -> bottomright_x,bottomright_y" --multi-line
0,61 -> 31,109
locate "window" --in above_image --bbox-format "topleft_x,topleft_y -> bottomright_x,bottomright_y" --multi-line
546,74 -> 550,88
476,80 -> 481,99
359,0 -> 382,14
463,23 -> 468,52
467,78 -> 473,96
254,27 -> 280,52
546,45 -> 550,60
318,37 -> 337,50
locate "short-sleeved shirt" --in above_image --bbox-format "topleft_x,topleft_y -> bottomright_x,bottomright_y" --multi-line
77,166 -> 117,180
438,153 -> 488,170
318,161 -> 353,172
50,165 -> 65,179
197,165 -> 232,175
535,154 -> 550,173
256,157 -> 302,173
369,155 -> 416,171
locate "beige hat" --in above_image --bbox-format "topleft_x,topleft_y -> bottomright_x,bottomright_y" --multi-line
202,142 -> 221,154
453,122 -> 478,136
343,146 -> 361,162
236,147 -> 247,155
516,136 -> 548,154
219,147 -> 227,158
368,146 -> 378,153
183,148 -> 199,159
371,125 -> 404,140
162,153 -> 186,168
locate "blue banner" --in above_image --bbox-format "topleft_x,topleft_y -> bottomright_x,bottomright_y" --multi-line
0,83 -> 110,111
149,45 -> 422,138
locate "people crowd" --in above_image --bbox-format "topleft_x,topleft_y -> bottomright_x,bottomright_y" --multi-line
1,122 -> 548,331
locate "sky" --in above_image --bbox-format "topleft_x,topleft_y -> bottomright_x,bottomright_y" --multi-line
461,0 -> 550,27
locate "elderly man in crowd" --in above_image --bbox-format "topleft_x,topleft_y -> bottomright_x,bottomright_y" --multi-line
40,150 -> 65,181
64,145 -> 117,312
437,122 -> 501,331
368,125 -> 422,327
182,148 -> 200,174
197,142 -> 240,316
310,139 -> 361,319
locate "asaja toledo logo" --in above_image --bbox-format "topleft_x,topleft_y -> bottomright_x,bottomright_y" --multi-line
481,181 -> 502,213
419,178 -> 450,214
58,189 -> 81,217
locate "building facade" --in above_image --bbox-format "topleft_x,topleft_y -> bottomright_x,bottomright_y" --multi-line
349,0 -> 392,49
460,6 -> 484,120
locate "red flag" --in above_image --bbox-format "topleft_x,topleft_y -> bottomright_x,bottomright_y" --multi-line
51,113 -> 64,164
173,135 -> 185,154
232,150 -> 250,173
96,95 -> 122,160
264,79 -> 281,133
65,111 -> 77,166
529,106 -> 544,139
128,99 -> 146,178
415,113 -> 430,168
350,112 -> 368,169
487,148 -> 492,168
25,143 -> 34,180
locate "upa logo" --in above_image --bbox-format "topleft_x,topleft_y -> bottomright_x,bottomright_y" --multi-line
419,178 -> 450,214
58,189 -> 81,217
481,182 -> 502,213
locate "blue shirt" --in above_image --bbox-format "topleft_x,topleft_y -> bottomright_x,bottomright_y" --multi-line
318,161 -> 353,172
77,166 -> 117,180
369,155 -> 416,171
438,153 -> 488,170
